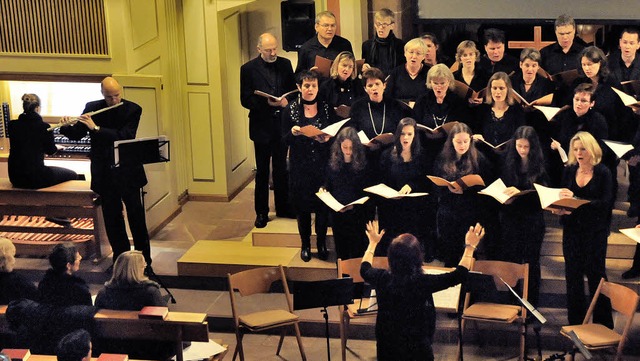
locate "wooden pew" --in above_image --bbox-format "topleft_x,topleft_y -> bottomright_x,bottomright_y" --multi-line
0,307 -> 211,361
0,179 -> 109,260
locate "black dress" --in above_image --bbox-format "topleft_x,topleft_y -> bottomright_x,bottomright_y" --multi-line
324,162 -> 373,260
360,262 -> 469,361
283,98 -> 334,242
8,111 -> 77,189
472,104 -> 525,167
498,165 -> 549,307
386,64 -> 430,102
560,164 -> 613,327
319,76 -> 366,118
453,67 -> 490,93
377,149 -> 431,257
433,153 -> 494,267
37,270 -> 92,307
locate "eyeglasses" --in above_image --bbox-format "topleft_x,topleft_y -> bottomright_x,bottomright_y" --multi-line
375,22 -> 393,28
318,23 -> 336,29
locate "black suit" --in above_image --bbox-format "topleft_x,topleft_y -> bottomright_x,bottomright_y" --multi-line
608,50 -> 640,86
60,99 -> 151,265
240,56 -> 296,217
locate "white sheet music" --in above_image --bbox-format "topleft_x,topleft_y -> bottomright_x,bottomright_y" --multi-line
423,267 -> 461,313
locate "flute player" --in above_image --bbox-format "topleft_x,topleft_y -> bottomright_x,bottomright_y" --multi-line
60,77 -> 152,272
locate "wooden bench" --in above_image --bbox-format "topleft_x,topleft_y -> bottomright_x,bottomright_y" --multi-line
0,179 -> 109,260
0,306 -> 212,361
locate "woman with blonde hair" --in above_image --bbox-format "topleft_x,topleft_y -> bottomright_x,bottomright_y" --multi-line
386,38 -> 430,102
0,237 -> 37,304
95,250 -> 165,310
556,131 -> 613,328
319,51 -> 365,118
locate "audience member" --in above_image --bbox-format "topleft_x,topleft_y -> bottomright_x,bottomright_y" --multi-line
295,11 -> 353,74
38,243 -> 91,307
479,28 -> 519,75
362,8 -> 405,75
0,238 -> 37,305
540,14 -> 585,75
56,329 -> 92,361
360,220 -> 484,361
95,250 -> 166,310
240,32 -> 296,228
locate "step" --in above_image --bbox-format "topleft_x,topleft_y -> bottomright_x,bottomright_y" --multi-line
251,216 -> 334,248
540,226 -> 638,259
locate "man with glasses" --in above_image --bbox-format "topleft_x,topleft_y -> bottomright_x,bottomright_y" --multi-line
362,8 -> 405,76
295,11 -> 353,75
540,14 -> 585,75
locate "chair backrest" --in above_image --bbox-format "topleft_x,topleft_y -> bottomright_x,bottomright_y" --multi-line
472,260 -> 529,297
337,257 -> 389,283
600,280 -> 640,318
228,266 -> 283,296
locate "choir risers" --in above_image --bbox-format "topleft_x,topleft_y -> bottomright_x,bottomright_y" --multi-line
251,215 -> 334,248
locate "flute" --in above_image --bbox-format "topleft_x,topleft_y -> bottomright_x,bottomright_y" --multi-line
47,102 -> 124,131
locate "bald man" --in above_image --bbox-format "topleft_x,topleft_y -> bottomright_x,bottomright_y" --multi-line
60,77 -> 151,268
241,33 -> 297,227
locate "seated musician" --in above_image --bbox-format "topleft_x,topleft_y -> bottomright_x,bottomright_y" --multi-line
56,329 -> 92,361
0,237 -> 37,305
360,220 -> 484,361
8,93 -> 78,189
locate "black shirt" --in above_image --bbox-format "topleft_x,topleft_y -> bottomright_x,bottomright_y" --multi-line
540,41 -> 585,75
295,35 -> 353,74
479,53 -> 519,76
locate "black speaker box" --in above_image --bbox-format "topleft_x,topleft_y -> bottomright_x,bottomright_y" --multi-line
281,1 -> 316,52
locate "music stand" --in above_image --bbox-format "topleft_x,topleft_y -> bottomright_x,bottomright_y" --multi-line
112,135 -> 175,303
294,278 -> 354,361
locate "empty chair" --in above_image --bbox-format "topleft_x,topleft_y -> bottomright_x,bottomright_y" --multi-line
459,260 -> 529,361
560,278 -> 640,361
227,265 -> 306,361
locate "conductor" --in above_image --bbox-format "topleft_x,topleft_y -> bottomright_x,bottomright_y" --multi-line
59,77 -> 152,269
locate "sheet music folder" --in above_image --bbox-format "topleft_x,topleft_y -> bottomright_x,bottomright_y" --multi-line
293,278 -> 354,310
113,135 -> 170,167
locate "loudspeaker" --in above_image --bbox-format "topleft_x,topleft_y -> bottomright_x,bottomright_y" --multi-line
281,1 -> 316,52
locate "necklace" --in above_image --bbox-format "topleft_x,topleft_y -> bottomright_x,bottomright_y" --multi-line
407,64 -> 421,78
433,114 -> 448,127
578,167 -> 593,174
368,102 -> 386,135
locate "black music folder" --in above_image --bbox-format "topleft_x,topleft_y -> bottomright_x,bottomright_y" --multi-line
293,278 -> 354,310
113,135 -> 170,167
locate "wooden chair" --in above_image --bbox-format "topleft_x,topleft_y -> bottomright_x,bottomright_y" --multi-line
560,278 -> 640,361
459,260 -> 529,361
227,265 -> 306,361
336,256 -> 388,361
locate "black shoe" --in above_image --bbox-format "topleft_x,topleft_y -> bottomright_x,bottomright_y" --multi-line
300,247 -> 311,262
622,266 -> 640,279
317,241 -> 328,261
254,214 -> 268,228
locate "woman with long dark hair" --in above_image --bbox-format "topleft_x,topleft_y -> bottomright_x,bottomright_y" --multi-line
498,125 -> 549,306
377,118 -> 431,258
321,127 -> 372,260
360,220 -> 484,361
433,123 -> 493,266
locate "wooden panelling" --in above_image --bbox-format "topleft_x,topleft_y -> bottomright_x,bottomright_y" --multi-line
0,0 -> 108,55
130,0 -> 159,49
183,0 -> 209,85
188,92 -> 215,181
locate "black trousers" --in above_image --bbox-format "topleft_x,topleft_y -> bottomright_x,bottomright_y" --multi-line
253,138 -> 289,216
10,166 -> 78,189
562,228 -> 613,327
100,186 -> 151,265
